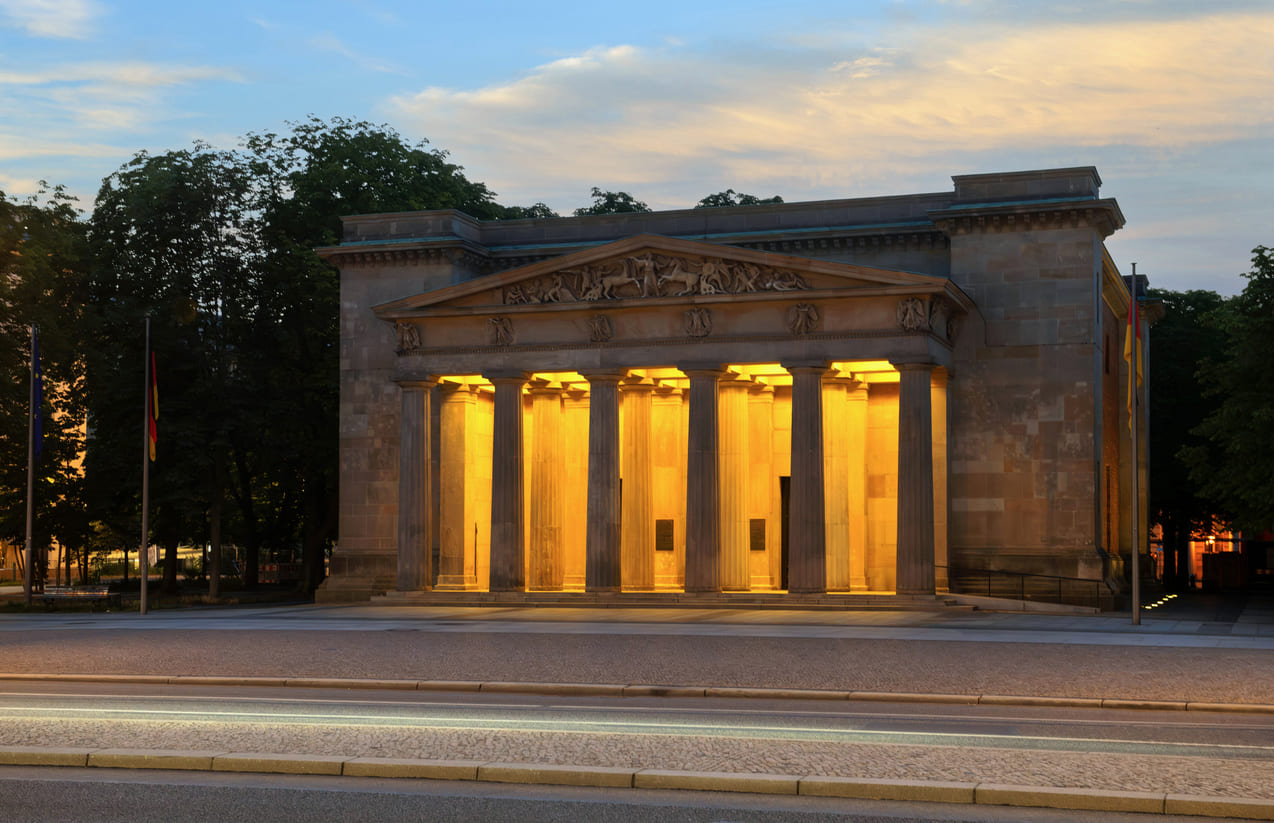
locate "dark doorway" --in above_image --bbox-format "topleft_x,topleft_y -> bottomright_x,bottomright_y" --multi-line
780,475 -> 790,591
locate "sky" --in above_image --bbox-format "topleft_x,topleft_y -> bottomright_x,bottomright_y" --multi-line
2,0 -> 1272,295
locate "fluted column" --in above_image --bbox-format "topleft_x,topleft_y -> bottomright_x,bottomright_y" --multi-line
846,380 -> 870,591
486,372 -> 528,591
931,368 -> 949,592
437,383 -> 477,589
823,376 -> 851,590
786,362 -> 827,593
895,361 -> 936,595
397,379 -> 435,591
583,371 -> 622,591
529,380 -> 564,590
718,375 -> 751,590
683,366 -> 723,592
620,376 -> 655,590
562,388 -> 590,590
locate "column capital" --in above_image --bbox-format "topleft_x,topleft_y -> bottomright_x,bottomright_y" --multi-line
782,359 -> 830,375
890,358 -> 936,372
677,362 -> 726,378
483,370 -> 531,385
527,377 -> 564,395
395,377 -> 438,390
579,369 -> 625,384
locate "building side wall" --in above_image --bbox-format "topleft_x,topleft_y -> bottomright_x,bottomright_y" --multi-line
946,225 -> 1105,579
321,258 -> 471,601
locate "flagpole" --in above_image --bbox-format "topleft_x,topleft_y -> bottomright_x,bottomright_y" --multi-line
24,324 -> 36,608
140,315 -> 150,615
1130,264 -> 1141,626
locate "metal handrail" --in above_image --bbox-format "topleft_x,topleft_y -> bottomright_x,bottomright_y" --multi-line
938,565 -> 1109,608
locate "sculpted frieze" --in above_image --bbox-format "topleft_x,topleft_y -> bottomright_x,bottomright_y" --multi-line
503,253 -> 808,305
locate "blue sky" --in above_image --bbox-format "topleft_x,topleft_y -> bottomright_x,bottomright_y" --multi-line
2,0 -> 1272,294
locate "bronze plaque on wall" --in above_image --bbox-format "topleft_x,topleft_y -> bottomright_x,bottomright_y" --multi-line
655,519 -> 674,552
750,518 -> 766,552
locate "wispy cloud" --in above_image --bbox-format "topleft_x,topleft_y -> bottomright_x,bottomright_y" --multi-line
0,0 -> 102,39
309,32 -> 406,75
387,10 -> 1274,209
0,61 -> 244,134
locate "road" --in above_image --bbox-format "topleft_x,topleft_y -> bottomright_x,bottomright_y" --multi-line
3,598 -> 1273,818
3,681 -> 1274,762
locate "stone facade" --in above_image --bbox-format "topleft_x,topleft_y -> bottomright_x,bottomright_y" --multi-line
318,167 -> 1139,604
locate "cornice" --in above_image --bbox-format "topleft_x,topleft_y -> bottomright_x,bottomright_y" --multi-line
319,226 -> 952,273
929,198 -> 1125,239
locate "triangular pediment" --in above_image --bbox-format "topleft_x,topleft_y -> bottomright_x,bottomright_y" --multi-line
375,234 -> 966,317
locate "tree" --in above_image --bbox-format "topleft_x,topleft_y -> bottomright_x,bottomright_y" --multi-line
243,117 -> 525,592
0,185 -> 90,586
1187,247 -> 1274,534
496,202 -> 559,220
87,145 -> 260,595
695,190 -> 783,208
573,187 -> 650,216
1147,288 -> 1227,589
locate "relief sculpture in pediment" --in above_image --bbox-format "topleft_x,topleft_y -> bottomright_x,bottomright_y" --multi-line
503,253 -> 808,305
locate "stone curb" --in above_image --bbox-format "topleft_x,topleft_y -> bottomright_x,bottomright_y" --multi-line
5,672 -> 1273,715
1,747 -> 1271,819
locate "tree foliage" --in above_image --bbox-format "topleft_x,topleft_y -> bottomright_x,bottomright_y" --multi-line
695,190 -> 783,208
87,145 -> 261,594
1146,288 -> 1227,588
1186,247 -> 1274,533
573,187 -> 650,216
0,185 -> 90,579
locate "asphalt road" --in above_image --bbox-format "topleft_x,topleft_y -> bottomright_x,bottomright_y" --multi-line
0,766 -> 1232,823
4,682 -> 1274,762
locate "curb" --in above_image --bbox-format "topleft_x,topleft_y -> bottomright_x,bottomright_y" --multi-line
4,672 -> 1274,715
1,747 -> 1272,819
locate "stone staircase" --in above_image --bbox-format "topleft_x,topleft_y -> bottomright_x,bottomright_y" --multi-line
370,590 -> 972,611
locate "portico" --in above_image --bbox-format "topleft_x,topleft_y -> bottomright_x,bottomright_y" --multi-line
375,235 -> 966,597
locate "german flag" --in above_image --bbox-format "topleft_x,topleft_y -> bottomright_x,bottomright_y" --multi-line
148,351 -> 158,461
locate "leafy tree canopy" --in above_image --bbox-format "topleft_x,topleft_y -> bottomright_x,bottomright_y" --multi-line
695,189 -> 784,208
1146,288 -> 1227,588
0,185 -> 90,560
1186,246 -> 1274,533
573,187 -> 650,216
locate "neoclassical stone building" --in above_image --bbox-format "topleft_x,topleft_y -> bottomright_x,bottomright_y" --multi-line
317,167 -> 1140,604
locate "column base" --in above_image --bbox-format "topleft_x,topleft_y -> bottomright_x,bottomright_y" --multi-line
435,575 -> 479,591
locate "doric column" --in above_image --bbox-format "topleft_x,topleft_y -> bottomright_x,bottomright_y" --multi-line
895,361 -> 936,595
652,384 -> 685,589
931,368 -> 949,592
718,374 -> 751,590
620,375 -> 655,590
486,372 -> 528,591
749,383 -> 776,590
823,375 -> 852,591
846,380 -> 870,591
785,362 -> 828,593
562,387 -> 590,589
397,379 -> 435,591
683,366 -> 723,592
583,371 -> 622,591
437,382 -> 477,590
529,380 -> 564,590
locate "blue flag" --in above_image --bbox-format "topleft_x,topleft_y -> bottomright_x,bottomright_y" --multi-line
32,329 -> 43,463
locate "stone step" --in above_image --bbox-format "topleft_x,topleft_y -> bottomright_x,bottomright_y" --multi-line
370,591 -> 973,612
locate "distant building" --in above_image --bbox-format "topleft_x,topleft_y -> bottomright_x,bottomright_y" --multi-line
317,167 -> 1143,605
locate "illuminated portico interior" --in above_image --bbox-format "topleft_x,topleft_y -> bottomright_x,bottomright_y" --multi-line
321,167 -> 1136,607
411,361 -> 946,594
